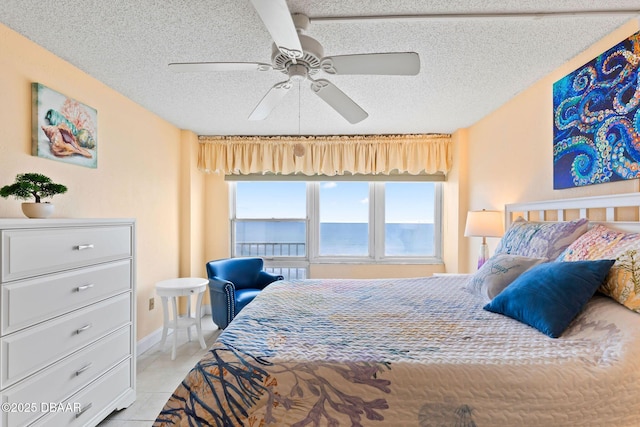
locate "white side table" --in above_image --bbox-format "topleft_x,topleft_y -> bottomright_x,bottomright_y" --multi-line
156,277 -> 208,360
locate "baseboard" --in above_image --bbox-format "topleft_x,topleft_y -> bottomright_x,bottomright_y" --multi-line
136,310 -> 211,356
136,326 -> 164,356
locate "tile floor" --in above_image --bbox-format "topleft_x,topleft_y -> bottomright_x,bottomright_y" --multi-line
99,315 -> 221,426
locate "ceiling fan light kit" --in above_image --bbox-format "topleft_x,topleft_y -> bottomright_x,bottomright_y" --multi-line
169,0 -> 420,124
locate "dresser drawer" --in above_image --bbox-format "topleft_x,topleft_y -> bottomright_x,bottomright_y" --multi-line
1,293 -> 131,388
33,361 -> 133,427
1,326 -> 131,427
2,259 -> 132,334
34,359 -> 132,427
1,225 -> 132,282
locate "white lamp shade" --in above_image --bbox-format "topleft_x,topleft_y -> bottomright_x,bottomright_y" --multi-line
464,210 -> 504,238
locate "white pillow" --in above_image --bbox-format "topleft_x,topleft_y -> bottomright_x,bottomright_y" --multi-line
466,254 -> 548,302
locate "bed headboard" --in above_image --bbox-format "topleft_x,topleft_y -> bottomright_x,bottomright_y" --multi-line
505,192 -> 640,233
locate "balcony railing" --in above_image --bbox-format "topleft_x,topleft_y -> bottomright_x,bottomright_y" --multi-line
235,242 -> 306,257
266,266 -> 307,280
234,242 -> 308,280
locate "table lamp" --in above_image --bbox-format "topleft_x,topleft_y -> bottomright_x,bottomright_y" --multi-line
464,209 -> 504,269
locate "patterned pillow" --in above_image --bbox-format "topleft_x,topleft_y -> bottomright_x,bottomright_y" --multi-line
466,254 -> 548,302
495,217 -> 588,260
557,224 -> 640,313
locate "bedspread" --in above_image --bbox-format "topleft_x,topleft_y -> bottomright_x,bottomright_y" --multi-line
155,275 -> 640,426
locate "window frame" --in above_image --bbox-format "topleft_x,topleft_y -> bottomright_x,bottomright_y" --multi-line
229,181 -> 443,266
309,182 -> 442,264
229,182 -> 310,277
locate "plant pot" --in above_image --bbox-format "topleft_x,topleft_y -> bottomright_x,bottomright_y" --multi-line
21,202 -> 54,219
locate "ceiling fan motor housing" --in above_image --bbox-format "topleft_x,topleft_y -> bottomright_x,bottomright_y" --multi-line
288,64 -> 308,81
272,33 -> 324,76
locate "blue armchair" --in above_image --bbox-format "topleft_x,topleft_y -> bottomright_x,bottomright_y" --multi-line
206,257 -> 284,329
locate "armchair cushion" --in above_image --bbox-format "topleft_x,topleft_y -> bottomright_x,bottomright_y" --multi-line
206,257 -> 284,329
235,288 -> 262,313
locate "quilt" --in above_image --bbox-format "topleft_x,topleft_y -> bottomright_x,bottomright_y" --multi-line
155,275 -> 640,426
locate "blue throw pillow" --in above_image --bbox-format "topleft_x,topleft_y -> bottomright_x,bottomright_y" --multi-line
483,260 -> 615,338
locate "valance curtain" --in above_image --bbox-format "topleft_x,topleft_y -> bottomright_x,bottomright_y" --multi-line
198,134 -> 451,176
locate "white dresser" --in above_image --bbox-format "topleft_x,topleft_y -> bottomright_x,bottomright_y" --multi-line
0,219 -> 136,427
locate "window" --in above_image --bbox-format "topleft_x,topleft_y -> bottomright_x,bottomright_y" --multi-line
230,180 -> 441,277
234,182 -> 306,256
312,181 -> 439,260
233,182 -> 308,279
319,182 -> 369,256
383,182 -> 435,257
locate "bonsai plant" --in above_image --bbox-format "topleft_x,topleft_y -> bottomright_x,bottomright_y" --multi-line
0,173 -> 68,218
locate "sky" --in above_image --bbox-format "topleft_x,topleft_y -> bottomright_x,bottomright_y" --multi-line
235,181 -> 435,223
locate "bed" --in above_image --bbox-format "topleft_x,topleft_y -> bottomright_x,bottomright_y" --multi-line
155,193 -> 640,426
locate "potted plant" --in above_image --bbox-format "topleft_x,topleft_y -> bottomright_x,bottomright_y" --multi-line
0,173 -> 68,218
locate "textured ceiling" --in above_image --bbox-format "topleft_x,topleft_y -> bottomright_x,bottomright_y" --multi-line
2,1 -> 639,136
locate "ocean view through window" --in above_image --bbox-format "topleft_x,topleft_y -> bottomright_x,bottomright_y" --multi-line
384,182 -> 435,256
319,181 -> 369,256
231,181 -> 440,278
234,222 -> 435,257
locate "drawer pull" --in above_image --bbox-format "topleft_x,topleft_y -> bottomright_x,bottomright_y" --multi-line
75,323 -> 92,334
75,362 -> 93,376
75,402 -> 93,418
76,284 -> 95,292
75,244 -> 95,251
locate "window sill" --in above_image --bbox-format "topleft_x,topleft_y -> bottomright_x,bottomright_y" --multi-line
309,257 -> 443,265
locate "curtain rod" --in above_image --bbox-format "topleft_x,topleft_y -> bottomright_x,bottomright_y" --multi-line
309,10 -> 640,24
198,133 -> 451,140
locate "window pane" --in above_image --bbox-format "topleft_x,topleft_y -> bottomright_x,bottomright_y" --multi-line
385,182 -> 435,256
234,220 -> 306,257
233,181 -> 307,260
235,182 -> 306,218
319,182 -> 369,256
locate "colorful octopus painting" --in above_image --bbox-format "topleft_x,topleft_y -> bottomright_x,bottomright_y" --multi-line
553,30 -> 640,189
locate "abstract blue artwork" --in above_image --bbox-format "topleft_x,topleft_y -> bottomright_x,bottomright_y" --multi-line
553,31 -> 640,189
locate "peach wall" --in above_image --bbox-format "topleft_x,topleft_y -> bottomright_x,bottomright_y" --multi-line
180,130 -> 207,278
0,23 -> 202,341
205,173 -> 231,261
461,18 -> 640,273
442,129 -> 470,273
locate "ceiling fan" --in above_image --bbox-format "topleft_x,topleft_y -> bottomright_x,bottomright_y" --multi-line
169,0 -> 420,124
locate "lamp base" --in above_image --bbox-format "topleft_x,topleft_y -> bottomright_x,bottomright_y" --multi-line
477,243 -> 489,269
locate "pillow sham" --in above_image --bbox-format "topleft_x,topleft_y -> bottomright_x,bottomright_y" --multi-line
494,217 -> 588,260
557,224 -> 640,313
466,254 -> 547,302
483,259 -> 615,338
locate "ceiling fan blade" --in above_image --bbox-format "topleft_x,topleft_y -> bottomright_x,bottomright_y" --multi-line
310,79 -> 368,124
169,62 -> 273,72
250,0 -> 303,60
248,80 -> 293,120
321,52 -> 420,75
